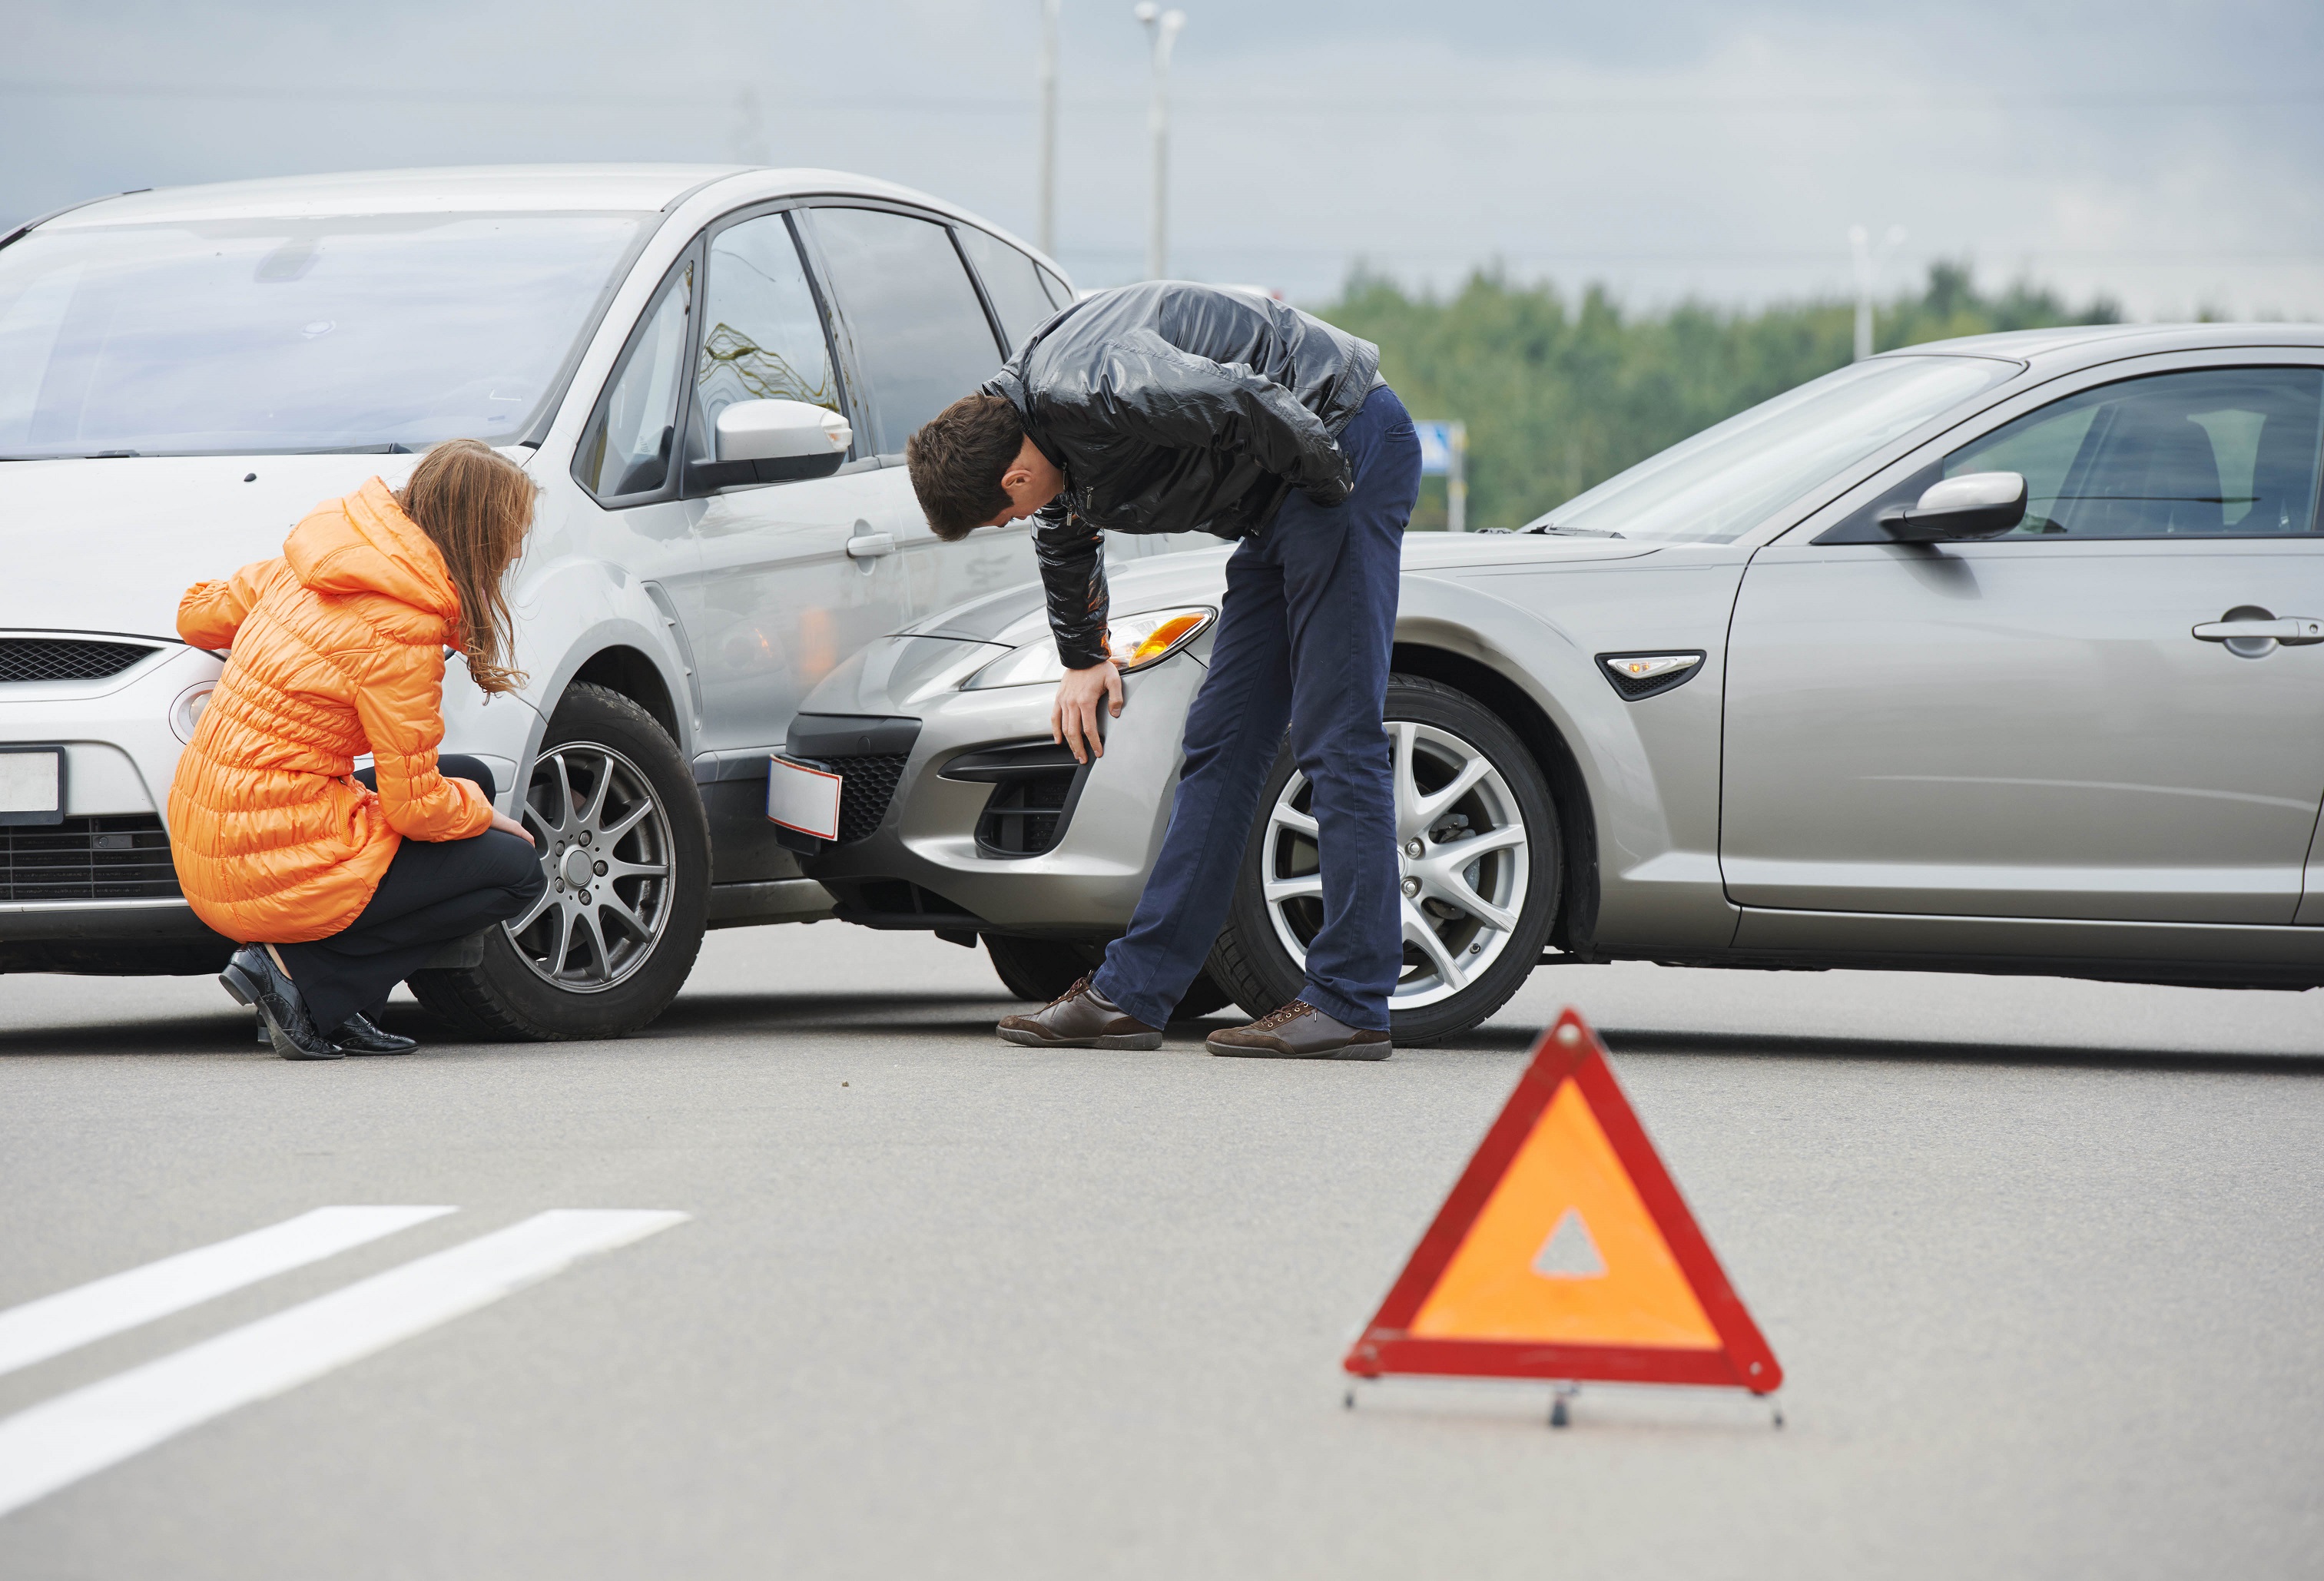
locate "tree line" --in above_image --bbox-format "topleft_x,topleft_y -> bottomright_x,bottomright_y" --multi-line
1315,263 -> 2123,532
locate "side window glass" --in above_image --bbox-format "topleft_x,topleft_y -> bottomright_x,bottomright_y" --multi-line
691,213 -> 842,468
955,227 -> 1059,353
807,207 -> 1004,451
575,258 -> 692,503
1037,265 -> 1073,310
1947,367 -> 2324,537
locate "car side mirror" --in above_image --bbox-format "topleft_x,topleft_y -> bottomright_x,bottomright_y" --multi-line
1878,471 -> 2027,542
691,399 -> 851,490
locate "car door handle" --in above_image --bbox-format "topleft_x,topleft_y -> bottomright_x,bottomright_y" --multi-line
2193,615 -> 2324,645
844,532 -> 896,560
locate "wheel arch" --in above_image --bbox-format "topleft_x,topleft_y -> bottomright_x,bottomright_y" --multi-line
569,645 -> 681,746
1390,640 -> 1600,954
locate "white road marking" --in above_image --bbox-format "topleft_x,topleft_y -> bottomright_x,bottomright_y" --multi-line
0,1206 -> 455,1380
0,1208 -> 687,1519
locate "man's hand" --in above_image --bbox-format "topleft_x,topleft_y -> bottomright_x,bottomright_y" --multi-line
1052,661 -> 1124,764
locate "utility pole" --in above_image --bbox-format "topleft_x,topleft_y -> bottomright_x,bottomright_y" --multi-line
1037,0 -> 1060,259
1848,223 -> 1907,361
1133,3 -> 1185,280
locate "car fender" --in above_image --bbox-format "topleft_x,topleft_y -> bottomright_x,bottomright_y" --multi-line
1389,557 -> 1745,953
502,557 -> 697,768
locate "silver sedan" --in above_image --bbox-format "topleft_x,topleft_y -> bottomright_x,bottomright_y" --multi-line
781,323 -> 2324,1042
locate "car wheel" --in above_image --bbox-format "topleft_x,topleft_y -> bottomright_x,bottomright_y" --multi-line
984,934 -> 1235,1019
1205,674 -> 1560,1046
407,682 -> 709,1040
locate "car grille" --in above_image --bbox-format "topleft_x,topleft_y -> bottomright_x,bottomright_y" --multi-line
0,815 -> 183,902
0,638 -> 160,684
790,753 -> 910,844
940,741 -> 1088,859
975,770 -> 1077,857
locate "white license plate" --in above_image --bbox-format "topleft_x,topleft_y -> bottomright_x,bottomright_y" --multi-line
767,754 -> 841,842
0,748 -> 62,823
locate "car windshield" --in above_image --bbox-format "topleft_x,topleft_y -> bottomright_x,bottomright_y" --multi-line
1520,353 -> 2019,544
0,212 -> 650,458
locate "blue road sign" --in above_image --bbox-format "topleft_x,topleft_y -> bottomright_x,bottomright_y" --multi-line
1414,420 -> 1457,476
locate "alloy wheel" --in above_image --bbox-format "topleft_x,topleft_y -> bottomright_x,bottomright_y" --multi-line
508,742 -> 675,993
1260,720 -> 1530,1009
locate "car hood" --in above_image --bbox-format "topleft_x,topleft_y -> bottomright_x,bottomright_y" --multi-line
907,530 -> 1656,645
0,452 -> 449,640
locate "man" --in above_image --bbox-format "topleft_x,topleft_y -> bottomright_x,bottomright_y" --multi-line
907,281 -> 1421,1059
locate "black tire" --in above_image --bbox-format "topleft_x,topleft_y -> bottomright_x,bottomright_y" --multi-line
985,936 -> 1092,1001
407,682 -> 709,1041
985,934 -> 1237,1019
1204,674 -> 1561,1046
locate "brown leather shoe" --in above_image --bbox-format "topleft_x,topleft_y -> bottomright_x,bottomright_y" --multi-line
1207,1000 -> 1393,1060
997,975 -> 1163,1049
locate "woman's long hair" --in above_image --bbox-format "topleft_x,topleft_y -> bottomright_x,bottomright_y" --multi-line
395,439 -> 536,695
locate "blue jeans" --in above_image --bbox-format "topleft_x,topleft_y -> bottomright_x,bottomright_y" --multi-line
1092,385 -> 1421,1031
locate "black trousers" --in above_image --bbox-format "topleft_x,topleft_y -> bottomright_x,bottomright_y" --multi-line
274,757 -> 545,1031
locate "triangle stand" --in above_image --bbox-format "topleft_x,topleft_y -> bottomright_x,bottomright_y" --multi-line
1342,1008 -> 1784,1425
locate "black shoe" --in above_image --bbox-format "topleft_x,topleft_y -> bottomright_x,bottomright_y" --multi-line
220,946 -> 343,1061
328,1013 -> 417,1056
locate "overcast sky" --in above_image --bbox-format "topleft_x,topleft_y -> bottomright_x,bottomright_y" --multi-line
6,0 -> 2320,318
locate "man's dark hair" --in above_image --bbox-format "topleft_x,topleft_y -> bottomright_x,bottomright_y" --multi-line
907,393 -> 1024,541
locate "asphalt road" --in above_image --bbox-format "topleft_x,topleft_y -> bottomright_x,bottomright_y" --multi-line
3,923 -> 2321,1579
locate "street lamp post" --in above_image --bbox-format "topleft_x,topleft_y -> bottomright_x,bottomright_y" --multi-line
1133,2 -> 1185,280
1848,223 -> 1908,361
1038,0 -> 1060,260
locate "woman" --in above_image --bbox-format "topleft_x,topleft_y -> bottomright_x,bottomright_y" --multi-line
169,439 -> 547,1059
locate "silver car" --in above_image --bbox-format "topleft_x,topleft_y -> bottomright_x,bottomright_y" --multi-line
0,163 -> 1215,1038
785,323 -> 2324,1042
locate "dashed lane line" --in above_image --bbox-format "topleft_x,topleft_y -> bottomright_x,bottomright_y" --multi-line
0,1208 -> 688,1519
0,1206 -> 455,1380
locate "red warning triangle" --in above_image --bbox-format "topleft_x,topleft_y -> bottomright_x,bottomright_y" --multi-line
1344,1008 -> 1782,1394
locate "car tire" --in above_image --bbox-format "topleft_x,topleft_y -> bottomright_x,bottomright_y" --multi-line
407,682 -> 709,1041
1204,674 -> 1561,1046
984,934 -> 1235,1019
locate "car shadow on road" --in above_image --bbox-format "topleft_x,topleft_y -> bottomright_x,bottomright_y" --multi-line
647,990 -> 1245,1042
1447,1021 -> 2324,1075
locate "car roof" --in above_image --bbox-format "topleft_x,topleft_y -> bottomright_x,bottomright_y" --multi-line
35,164 -> 991,227
1877,322 -> 2324,365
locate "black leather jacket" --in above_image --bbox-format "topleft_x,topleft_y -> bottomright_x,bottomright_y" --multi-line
980,281 -> 1383,669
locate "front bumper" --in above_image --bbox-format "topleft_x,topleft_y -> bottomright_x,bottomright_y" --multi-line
796,637 -> 1211,938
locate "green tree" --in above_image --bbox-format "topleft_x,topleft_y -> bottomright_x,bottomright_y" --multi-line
1317,264 -> 2121,532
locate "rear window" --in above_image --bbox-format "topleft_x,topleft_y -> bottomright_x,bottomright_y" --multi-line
0,212 -> 648,458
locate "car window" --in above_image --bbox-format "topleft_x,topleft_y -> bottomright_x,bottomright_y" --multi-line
953,227 -> 1058,353
689,212 -> 844,468
1523,354 -> 2015,544
1947,366 -> 2324,537
807,207 -> 1003,451
0,214 -> 648,458
574,257 -> 692,502
1037,265 -> 1072,310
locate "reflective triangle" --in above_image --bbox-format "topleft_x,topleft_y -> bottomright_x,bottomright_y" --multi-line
1344,1007 -> 1784,1394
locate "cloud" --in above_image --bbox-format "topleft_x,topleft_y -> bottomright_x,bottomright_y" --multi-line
3,0 -> 2319,317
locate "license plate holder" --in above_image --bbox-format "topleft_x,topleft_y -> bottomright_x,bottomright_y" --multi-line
0,747 -> 65,827
767,754 -> 841,844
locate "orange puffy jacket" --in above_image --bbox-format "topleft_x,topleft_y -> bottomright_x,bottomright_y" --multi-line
167,478 -> 495,944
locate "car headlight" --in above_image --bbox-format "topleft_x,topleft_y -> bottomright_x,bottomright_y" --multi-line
963,606 -> 1215,690
169,682 -> 217,744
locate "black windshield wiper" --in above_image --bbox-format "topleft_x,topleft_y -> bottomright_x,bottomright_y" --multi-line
1527,522 -> 1625,539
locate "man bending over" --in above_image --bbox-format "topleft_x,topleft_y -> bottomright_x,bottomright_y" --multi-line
907,281 -> 1421,1059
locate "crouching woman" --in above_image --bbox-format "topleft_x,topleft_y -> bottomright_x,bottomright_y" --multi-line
167,439 -> 547,1059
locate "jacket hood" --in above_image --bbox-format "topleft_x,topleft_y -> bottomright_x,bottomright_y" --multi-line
283,478 -> 461,626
